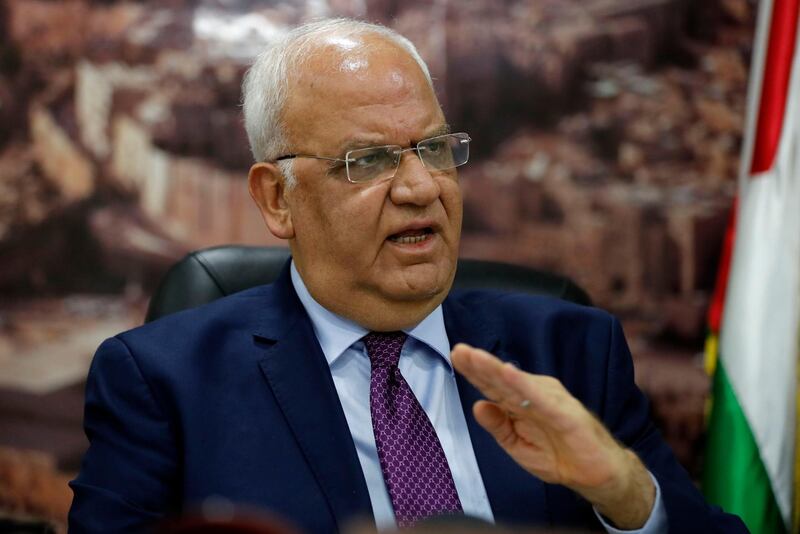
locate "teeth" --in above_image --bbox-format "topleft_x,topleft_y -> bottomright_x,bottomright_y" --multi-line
390,234 -> 429,244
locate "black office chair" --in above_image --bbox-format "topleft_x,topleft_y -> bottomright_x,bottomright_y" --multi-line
145,245 -> 591,322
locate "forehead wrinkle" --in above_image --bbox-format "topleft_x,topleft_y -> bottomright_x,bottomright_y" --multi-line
335,105 -> 446,147
289,76 -> 441,136
334,120 -> 451,156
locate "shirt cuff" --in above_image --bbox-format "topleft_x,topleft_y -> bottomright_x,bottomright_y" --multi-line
594,472 -> 667,534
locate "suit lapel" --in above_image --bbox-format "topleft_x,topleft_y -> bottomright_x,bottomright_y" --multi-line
254,263 -> 373,531
443,294 -> 549,526
252,268 -> 550,528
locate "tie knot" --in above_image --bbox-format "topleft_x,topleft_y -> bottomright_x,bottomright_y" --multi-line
362,331 -> 408,368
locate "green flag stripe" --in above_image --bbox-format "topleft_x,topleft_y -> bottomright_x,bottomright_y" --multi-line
703,360 -> 786,533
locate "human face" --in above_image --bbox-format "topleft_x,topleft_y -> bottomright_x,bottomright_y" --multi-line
280,37 -> 462,329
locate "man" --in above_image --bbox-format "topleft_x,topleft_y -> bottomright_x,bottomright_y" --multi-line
69,19 -> 745,533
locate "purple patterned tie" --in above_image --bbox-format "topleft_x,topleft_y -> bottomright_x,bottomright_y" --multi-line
362,331 -> 463,527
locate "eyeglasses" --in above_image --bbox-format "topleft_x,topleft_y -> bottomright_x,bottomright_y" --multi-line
274,132 -> 471,183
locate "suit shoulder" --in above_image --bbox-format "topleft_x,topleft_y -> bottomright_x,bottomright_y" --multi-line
119,284 -> 273,343
448,288 -> 614,329
98,284 -> 280,380
446,289 -> 622,377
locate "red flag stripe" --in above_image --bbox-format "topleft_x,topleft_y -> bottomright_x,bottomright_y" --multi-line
750,0 -> 800,174
707,198 -> 738,333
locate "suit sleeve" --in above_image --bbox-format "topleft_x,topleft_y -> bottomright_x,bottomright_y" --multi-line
601,317 -> 747,534
69,336 -> 179,533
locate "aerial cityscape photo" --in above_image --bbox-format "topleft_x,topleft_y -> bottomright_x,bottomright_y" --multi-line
0,0 -> 756,531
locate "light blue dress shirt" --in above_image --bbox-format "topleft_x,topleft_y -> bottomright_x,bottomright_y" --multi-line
290,262 -> 666,533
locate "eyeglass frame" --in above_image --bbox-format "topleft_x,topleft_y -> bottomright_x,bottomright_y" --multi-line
272,132 -> 471,184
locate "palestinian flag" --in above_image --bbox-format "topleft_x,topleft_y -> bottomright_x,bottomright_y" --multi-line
702,0 -> 800,532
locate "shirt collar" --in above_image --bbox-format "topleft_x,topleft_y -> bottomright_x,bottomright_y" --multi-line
290,261 -> 452,370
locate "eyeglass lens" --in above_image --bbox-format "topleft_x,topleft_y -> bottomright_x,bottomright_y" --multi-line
345,133 -> 470,183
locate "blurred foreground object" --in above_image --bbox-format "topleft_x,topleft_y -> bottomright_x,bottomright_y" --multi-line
156,500 -> 301,534
346,514 -> 591,534
162,512 -> 590,534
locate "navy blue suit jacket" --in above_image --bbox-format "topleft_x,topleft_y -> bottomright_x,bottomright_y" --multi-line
69,263 -> 745,533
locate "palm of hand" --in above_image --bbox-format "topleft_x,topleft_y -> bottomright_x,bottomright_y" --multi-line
451,345 -> 626,491
477,392 -> 624,490
450,343 -> 655,529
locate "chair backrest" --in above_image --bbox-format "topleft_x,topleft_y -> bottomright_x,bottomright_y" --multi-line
145,245 -> 591,322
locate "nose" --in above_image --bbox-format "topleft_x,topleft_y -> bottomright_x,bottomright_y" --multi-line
389,150 -> 441,207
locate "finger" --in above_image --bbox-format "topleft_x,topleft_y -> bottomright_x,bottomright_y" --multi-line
451,343 -> 499,382
455,348 -> 557,425
452,345 -> 515,403
499,364 -> 570,419
473,400 -> 519,450
500,365 -> 590,435
460,364 -> 536,415
450,343 -> 481,377
454,345 -> 577,427
455,346 -> 543,413
453,345 -> 524,398
468,351 -> 578,427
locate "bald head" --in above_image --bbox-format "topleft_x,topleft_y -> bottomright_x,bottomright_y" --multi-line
242,19 -> 435,177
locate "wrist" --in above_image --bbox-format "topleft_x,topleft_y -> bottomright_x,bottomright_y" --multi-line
579,449 -> 655,530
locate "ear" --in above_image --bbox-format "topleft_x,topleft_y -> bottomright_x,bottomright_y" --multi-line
248,162 -> 295,239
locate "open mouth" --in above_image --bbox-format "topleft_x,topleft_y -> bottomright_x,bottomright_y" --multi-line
388,227 -> 434,244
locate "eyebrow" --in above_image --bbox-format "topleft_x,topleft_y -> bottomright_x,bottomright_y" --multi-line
337,123 -> 453,155
338,136 -> 387,154
425,123 -> 452,139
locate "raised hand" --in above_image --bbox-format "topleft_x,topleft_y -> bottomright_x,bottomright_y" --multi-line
450,343 -> 655,530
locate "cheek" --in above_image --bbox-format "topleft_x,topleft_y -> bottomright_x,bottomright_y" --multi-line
337,189 -> 387,242
298,185 -> 386,252
441,181 -> 463,231
289,185 -> 339,249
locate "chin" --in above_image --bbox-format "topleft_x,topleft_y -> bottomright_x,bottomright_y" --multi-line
384,265 -> 454,302
394,284 -> 444,302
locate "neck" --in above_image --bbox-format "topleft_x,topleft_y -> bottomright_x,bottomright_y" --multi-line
324,292 -> 443,332
291,262 -> 448,332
